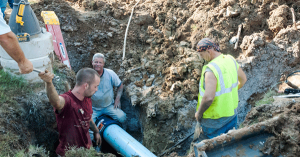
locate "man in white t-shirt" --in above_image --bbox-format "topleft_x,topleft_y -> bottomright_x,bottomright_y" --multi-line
0,11 -> 33,74
89,53 -> 127,144
90,53 -> 126,123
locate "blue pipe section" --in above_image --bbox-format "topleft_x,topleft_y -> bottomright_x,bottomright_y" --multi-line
96,115 -> 156,157
103,124 -> 156,157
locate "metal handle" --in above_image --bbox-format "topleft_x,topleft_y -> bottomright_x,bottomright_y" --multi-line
32,68 -> 43,73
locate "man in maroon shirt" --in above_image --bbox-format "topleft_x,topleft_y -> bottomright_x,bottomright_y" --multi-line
38,68 -> 101,156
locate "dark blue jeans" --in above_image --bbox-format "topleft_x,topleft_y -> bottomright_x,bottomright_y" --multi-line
202,115 -> 237,139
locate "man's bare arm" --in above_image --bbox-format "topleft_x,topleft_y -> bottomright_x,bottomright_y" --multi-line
38,70 -> 65,111
89,119 -> 101,145
195,72 -> 217,122
0,32 -> 33,74
89,119 -> 99,135
116,83 -> 123,101
114,83 -> 123,109
237,68 -> 247,89
46,82 -> 65,111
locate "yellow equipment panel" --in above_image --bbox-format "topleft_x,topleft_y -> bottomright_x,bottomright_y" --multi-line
16,3 -> 25,26
41,11 -> 60,25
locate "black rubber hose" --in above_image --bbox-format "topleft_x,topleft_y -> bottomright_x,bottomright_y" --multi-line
285,70 -> 300,82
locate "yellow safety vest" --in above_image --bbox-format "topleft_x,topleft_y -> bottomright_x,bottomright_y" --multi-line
197,54 -> 239,119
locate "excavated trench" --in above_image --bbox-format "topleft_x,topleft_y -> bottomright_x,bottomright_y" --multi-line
1,0 -> 300,156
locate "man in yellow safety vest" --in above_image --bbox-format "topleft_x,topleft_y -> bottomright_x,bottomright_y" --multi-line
195,38 -> 247,139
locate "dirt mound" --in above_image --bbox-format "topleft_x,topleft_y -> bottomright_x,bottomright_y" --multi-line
267,5 -> 291,33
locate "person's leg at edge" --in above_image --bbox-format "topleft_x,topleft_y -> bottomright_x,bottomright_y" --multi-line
202,116 -> 237,139
1,0 -> 8,18
101,105 -> 127,124
8,0 -> 13,9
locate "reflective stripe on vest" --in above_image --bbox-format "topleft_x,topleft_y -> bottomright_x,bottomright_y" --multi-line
199,56 -> 238,97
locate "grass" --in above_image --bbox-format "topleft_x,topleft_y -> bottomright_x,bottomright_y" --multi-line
0,132 -> 21,156
65,146 -> 118,157
15,145 -> 49,157
0,69 -> 33,103
0,70 -> 44,157
65,146 -> 99,157
255,90 -> 279,107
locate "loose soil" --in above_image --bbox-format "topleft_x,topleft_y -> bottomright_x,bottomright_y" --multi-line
1,0 -> 300,156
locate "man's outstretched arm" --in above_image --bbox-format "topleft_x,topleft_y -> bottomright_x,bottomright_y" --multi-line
0,32 -> 33,74
38,70 -> 65,111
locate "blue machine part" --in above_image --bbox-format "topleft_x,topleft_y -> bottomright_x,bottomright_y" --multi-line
95,115 -> 121,137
